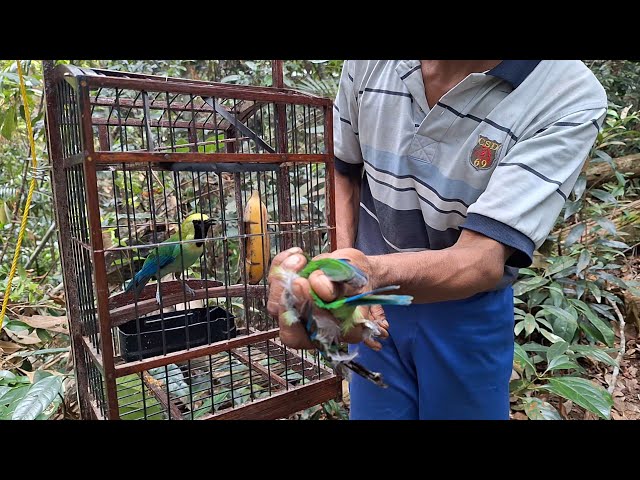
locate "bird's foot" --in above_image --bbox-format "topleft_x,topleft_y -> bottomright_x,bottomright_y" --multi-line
183,282 -> 196,297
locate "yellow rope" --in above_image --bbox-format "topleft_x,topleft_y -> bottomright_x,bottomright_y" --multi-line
0,61 -> 39,329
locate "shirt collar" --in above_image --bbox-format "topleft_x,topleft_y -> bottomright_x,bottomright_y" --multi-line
486,60 -> 541,88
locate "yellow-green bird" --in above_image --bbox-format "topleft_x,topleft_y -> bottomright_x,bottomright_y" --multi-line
125,213 -> 215,304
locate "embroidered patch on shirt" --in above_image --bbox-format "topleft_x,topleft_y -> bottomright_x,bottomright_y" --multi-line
470,135 -> 502,170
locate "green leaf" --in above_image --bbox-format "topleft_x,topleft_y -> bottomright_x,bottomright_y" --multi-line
518,268 -> 538,277
523,314 -> 536,336
540,305 -> 578,342
521,343 -> 549,354
0,385 -> 29,406
1,106 -> 16,140
563,200 -> 582,220
546,256 -> 576,276
564,223 -> 585,247
587,281 -> 602,303
0,370 -> 17,384
546,355 -> 579,372
576,250 -> 591,275
544,282 -> 564,295
12,375 -> 63,420
13,347 -> 70,358
569,299 -> 615,347
523,397 -> 562,420
149,364 -> 190,400
284,370 -> 303,382
536,317 -> 553,331
513,343 -> 535,378
578,321 -> 606,345
540,329 -> 565,344
541,377 -> 613,420
595,217 -> 617,235
572,175 -> 587,200
513,276 -> 549,296
571,344 -> 618,367
547,340 -> 569,362
598,272 -> 628,290
509,379 -> 530,395
514,321 -> 524,336
528,289 -> 549,307
549,287 -> 565,307
591,303 -> 616,321
590,189 -> 618,205
33,369 -> 53,384
597,239 -> 629,250
601,291 -> 623,304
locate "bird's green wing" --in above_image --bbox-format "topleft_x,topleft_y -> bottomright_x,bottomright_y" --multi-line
300,258 -> 368,286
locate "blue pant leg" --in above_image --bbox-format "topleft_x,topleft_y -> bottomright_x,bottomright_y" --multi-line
413,287 -> 515,420
347,307 -> 419,420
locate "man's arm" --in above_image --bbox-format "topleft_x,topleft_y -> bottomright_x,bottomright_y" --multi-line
305,230 -> 513,306
335,168 -> 361,250
369,230 -> 513,303
267,230 -> 511,350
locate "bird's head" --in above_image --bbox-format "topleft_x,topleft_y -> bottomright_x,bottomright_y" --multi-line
181,212 -> 215,239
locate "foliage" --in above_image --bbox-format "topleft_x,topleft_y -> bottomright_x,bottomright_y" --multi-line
588,60 -> 640,113
1,59 -> 638,420
509,103 -> 640,420
0,369 -> 65,420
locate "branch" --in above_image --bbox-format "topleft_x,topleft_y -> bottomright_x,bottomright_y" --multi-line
585,153 -> 640,186
606,297 -> 626,395
25,221 -> 56,269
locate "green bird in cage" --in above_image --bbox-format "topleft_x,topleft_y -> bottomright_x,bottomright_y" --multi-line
272,257 -> 413,387
125,213 -> 216,305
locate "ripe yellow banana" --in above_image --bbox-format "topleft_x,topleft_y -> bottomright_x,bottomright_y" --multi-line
243,190 -> 270,284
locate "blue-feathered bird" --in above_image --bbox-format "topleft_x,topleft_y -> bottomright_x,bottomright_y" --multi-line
125,213 -> 215,305
273,257 -> 413,387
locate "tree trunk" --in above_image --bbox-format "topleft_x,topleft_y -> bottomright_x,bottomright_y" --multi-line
585,153 -> 640,185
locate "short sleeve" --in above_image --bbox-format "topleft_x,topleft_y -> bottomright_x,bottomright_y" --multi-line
461,107 -> 607,268
333,61 -> 364,177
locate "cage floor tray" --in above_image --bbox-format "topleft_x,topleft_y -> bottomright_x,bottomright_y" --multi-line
117,305 -> 236,362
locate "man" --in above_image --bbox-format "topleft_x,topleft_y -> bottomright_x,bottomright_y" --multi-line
267,60 -> 607,420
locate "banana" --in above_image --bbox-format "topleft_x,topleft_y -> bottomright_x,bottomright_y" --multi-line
243,190 -> 270,284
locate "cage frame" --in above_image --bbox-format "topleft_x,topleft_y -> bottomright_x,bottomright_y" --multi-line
43,60 -> 340,420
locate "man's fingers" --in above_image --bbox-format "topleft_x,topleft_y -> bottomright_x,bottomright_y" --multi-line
307,270 -> 361,302
278,314 -> 315,350
370,305 -> 389,330
267,248 -> 307,317
341,324 -> 365,344
269,247 -> 305,276
363,337 -> 382,351
291,276 -> 311,300
376,327 -> 389,339
308,270 -> 340,302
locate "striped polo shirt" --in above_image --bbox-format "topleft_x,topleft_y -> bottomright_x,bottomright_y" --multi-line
333,60 -> 607,289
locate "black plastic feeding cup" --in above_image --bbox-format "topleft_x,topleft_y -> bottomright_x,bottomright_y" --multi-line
117,306 -> 237,362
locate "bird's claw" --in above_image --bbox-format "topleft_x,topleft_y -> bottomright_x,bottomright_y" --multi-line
183,282 -> 196,297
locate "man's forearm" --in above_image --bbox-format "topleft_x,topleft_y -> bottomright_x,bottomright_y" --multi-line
335,169 -> 361,249
369,230 -> 513,303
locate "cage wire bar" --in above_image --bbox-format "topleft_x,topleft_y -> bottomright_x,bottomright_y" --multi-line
43,60 -> 341,420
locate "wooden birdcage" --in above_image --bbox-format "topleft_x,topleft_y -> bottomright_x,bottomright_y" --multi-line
43,60 -> 341,420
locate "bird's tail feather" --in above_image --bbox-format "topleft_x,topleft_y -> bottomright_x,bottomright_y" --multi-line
347,294 -> 414,307
125,271 -> 152,297
342,285 -> 413,306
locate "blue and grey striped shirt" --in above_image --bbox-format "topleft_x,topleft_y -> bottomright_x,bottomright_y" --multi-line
333,60 -> 607,289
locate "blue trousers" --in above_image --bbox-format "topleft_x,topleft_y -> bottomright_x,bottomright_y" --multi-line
348,287 -> 515,420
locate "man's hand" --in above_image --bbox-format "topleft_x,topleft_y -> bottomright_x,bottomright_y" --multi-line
266,247 -> 389,351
